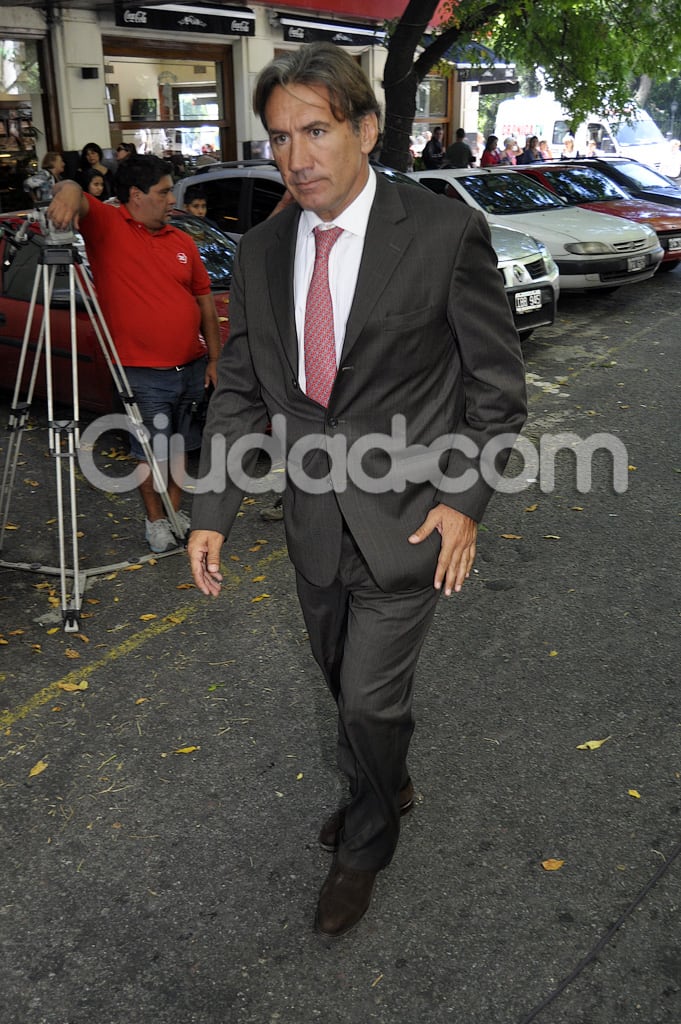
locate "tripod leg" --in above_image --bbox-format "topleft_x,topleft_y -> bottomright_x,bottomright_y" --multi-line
51,420 -> 81,632
44,262 -> 82,631
0,263 -> 49,547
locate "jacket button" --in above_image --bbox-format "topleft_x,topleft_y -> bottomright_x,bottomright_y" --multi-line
291,378 -> 299,389
328,417 -> 338,428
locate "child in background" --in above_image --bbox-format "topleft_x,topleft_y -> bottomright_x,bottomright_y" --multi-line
84,170 -> 105,200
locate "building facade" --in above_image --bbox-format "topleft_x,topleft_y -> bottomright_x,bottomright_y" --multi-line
0,1 -> 508,208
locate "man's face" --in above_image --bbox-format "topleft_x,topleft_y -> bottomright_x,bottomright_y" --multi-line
265,82 -> 378,222
128,175 -> 175,231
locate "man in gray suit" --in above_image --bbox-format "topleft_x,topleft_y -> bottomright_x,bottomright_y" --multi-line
188,43 -> 527,937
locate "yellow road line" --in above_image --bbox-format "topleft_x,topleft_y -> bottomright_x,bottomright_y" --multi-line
1,546 -> 288,730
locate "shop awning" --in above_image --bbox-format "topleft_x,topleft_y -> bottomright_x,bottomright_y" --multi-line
115,3 -> 256,37
275,12 -> 387,46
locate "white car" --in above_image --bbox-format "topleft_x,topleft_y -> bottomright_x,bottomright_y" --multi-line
175,160 -> 558,337
412,167 -> 663,290
489,223 -> 558,338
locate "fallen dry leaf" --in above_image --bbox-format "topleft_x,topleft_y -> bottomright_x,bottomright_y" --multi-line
174,745 -> 200,755
501,534 -> 522,540
251,594 -> 270,603
544,535 -> 561,540
541,859 -> 565,871
124,564 -> 144,572
176,583 -> 195,590
29,760 -> 48,778
628,789 -> 641,799
57,680 -> 89,693
524,503 -> 538,512
64,649 -> 81,659
576,736 -> 611,751
251,575 -> 266,583
139,613 -> 157,621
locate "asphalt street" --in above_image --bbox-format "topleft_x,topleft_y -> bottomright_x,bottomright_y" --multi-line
1,266 -> 680,1024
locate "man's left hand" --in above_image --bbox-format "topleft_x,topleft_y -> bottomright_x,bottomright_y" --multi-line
205,357 -> 218,389
408,504 -> 478,596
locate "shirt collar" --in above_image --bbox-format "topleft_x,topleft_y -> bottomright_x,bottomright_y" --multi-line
300,166 -> 376,238
120,203 -> 173,235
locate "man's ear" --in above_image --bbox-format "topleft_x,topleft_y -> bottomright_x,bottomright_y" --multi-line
359,113 -> 380,155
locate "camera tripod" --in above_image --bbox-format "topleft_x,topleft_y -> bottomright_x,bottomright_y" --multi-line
0,224 -> 188,632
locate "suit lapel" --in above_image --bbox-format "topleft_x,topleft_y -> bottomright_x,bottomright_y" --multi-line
265,208 -> 300,378
341,175 -> 415,363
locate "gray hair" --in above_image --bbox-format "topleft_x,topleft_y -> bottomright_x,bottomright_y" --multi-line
253,42 -> 381,134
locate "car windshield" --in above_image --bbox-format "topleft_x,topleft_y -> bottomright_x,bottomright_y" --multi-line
610,160 -> 679,190
611,118 -> 664,146
458,172 -> 565,214
539,167 -> 625,203
170,213 -> 236,290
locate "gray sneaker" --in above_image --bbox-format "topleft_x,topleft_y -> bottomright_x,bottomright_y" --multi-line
145,518 -> 177,553
175,509 -> 191,535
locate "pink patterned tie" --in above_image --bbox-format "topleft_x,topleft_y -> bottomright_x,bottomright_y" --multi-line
304,225 -> 343,407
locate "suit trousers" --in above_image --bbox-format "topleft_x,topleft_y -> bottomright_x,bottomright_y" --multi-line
295,527 -> 440,872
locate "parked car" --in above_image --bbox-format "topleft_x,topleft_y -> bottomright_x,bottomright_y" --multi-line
513,161 -> 681,270
411,167 -> 663,291
488,223 -> 558,339
173,158 -> 427,237
0,210 -> 234,413
175,160 -> 559,338
568,156 -> 681,209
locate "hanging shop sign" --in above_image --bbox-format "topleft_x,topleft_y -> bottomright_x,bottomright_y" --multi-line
115,3 -> 256,37
276,12 -> 386,46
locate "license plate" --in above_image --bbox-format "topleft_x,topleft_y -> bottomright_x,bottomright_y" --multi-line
515,289 -> 542,313
667,236 -> 681,252
627,255 -> 646,272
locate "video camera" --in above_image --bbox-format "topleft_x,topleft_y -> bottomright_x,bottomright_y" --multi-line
22,169 -> 77,246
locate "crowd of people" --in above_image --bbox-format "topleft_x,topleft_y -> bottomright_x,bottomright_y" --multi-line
410,127 -> 614,168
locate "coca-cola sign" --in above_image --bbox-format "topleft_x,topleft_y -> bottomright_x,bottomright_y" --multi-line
115,4 -> 255,36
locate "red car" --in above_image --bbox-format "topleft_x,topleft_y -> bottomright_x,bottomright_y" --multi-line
0,210 -> 233,413
513,162 -> 681,271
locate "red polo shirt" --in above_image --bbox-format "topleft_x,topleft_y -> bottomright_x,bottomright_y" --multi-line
79,198 -> 211,367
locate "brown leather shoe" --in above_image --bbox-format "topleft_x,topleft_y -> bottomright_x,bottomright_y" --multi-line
315,861 -> 377,937
318,780 -> 415,852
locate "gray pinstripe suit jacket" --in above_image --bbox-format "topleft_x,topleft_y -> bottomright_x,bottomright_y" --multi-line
192,172 -> 527,591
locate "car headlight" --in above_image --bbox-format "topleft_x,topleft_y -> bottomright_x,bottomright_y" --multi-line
564,241 -> 613,255
535,240 -> 558,274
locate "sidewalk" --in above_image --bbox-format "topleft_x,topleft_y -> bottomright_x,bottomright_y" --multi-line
1,275 -> 680,1024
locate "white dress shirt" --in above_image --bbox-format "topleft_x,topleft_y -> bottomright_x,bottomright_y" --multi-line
294,168 -> 377,393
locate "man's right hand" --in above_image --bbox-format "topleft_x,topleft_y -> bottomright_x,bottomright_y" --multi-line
188,529 -> 225,597
46,180 -> 88,231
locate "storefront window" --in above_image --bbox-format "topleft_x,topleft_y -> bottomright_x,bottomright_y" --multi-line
104,51 -> 230,169
411,75 -> 450,163
0,39 -> 40,211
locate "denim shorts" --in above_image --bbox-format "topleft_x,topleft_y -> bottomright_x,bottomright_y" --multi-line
123,357 -> 206,461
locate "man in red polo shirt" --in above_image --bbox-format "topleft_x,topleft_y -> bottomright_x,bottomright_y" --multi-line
48,155 -> 221,553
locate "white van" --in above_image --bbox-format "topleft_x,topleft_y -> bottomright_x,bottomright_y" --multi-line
495,95 -> 668,169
